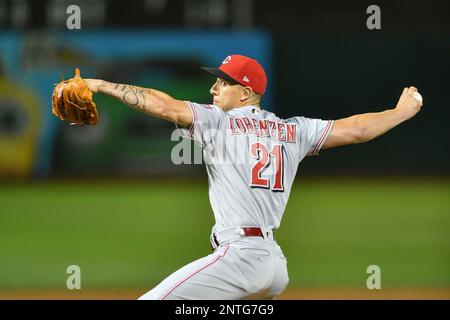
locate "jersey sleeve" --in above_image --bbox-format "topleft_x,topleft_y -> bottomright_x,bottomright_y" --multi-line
292,116 -> 334,157
176,101 -> 225,149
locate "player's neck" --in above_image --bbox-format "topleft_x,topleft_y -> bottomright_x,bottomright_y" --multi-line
239,103 -> 260,109
238,100 -> 261,109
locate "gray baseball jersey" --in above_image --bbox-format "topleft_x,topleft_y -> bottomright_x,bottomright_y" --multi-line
180,102 -> 333,233
139,102 -> 334,300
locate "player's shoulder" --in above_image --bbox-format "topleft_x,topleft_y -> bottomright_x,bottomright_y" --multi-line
263,112 -> 318,132
187,102 -> 228,120
260,109 -> 299,124
282,115 -> 312,126
188,101 -> 220,111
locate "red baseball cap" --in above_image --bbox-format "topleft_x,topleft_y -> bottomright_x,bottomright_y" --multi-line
201,54 -> 267,95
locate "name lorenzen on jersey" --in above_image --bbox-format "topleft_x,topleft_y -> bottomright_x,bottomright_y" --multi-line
229,117 -> 296,143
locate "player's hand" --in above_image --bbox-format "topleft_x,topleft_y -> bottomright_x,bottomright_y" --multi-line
394,86 -> 423,120
83,79 -> 104,94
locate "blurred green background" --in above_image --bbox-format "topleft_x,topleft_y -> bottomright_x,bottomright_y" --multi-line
1,178 -> 448,294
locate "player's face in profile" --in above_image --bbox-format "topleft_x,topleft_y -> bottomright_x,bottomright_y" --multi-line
210,78 -> 243,111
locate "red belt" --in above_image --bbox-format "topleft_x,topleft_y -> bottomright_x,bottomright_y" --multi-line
211,227 -> 275,250
241,227 -> 264,237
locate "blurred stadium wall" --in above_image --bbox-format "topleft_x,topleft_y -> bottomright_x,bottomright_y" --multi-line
0,0 -> 448,180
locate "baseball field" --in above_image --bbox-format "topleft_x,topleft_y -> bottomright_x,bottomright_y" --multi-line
0,177 -> 449,299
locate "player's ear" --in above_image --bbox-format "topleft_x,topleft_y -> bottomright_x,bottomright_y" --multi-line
240,86 -> 253,101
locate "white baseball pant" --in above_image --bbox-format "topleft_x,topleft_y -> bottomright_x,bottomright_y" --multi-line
138,228 -> 289,300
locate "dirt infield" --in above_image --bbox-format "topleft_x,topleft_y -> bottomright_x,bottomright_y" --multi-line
0,287 -> 448,300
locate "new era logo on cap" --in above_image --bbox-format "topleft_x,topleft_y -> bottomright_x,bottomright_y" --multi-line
201,54 -> 267,95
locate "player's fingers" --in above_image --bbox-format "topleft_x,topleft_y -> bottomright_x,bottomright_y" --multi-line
400,87 -> 408,98
397,87 -> 408,105
407,86 -> 417,94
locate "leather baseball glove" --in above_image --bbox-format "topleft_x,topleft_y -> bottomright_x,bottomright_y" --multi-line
51,68 -> 98,125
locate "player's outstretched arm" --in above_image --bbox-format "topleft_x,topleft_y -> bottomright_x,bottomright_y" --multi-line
83,79 -> 193,127
323,86 -> 423,149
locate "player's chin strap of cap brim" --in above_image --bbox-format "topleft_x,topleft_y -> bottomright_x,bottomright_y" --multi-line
201,67 -> 241,86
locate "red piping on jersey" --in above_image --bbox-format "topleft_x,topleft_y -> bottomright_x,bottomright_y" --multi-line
159,245 -> 230,300
187,102 -> 198,137
313,120 -> 333,155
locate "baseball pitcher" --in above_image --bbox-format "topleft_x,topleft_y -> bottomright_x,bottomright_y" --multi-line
52,55 -> 423,300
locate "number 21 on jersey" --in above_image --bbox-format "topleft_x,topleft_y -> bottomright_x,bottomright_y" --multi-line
250,142 -> 284,192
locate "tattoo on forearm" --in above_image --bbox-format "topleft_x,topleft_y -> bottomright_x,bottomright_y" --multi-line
109,84 -> 147,110
123,85 -> 146,108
